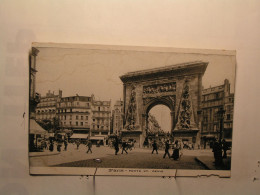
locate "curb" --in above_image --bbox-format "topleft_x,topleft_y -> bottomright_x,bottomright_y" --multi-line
29,152 -> 61,157
195,157 -> 211,170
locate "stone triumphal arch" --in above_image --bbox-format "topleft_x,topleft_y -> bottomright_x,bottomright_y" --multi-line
120,61 -> 208,147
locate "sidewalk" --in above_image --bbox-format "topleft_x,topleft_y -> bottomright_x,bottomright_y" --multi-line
195,155 -> 231,170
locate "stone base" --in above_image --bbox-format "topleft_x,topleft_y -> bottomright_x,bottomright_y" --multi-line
172,129 -> 199,146
121,130 -> 143,148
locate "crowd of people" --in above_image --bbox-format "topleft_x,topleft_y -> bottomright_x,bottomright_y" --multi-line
150,140 -> 182,160
37,135 -> 229,167
112,137 -> 135,155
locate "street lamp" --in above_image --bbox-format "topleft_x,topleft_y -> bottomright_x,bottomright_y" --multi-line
217,107 -> 225,143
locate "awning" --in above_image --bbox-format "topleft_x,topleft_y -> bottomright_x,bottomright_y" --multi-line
90,136 -> 104,140
70,134 -> 89,139
29,119 -> 47,135
224,139 -> 232,142
203,135 -> 216,138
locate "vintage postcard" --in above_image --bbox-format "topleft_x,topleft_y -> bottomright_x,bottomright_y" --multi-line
29,43 -> 236,177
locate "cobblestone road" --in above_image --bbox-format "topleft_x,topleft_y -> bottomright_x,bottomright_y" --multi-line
30,144 -> 212,169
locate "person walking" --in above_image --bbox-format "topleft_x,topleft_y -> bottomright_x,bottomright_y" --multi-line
121,140 -> 128,154
57,140 -> 62,152
114,137 -> 119,155
222,139 -> 228,159
49,140 -> 54,152
76,139 -> 80,150
172,140 -> 180,160
163,140 -> 171,158
151,140 -> 158,154
64,139 -> 68,151
212,140 -> 223,166
86,140 -> 93,154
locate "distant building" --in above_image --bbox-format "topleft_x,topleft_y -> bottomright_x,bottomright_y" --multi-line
112,100 -> 123,135
36,90 -> 62,121
201,79 -> 234,148
29,47 -> 40,117
91,98 -> 111,145
147,113 -> 161,134
56,95 -> 92,137
223,93 -> 234,140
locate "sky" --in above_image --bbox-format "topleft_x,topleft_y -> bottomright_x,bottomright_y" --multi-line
35,46 -> 236,132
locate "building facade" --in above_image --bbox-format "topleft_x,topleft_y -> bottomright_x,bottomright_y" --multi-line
56,95 -> 92,136
35,90 -> 62,121
91,99 -> 111,144
112,100 -> 123,135
201,79 -> 234,148
29,47 -> 40,117
223,93 -> 234,140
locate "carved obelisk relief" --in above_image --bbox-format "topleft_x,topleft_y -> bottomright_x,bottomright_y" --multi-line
174,80 -> 198,131
125,85 -> 138,130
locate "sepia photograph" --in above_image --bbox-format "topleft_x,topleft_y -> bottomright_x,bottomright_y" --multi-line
29,43 -> 236,177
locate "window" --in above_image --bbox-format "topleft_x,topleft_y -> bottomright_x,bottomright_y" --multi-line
81,116 -> 83,120
70,121 -> 72,125
70,115 -> 72,120
86,116 -> 88,120
93,119 -> 95,122
64,115 -> 66,120
81,122 -> 83,126
76,115 -> 78,120
76,121 -> 78,126
98,107 -> 100,111
77,102 -> 79,106
226,114 -> 231,120
97,125 -> 99,129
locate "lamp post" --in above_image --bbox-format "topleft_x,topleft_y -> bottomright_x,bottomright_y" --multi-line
217,107 -> 225,143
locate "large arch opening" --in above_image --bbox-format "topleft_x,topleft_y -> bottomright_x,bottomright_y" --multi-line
148,105 -> 171,134
142,99 -> 175,148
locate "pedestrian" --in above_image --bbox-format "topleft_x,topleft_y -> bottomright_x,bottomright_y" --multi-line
49,140 -> 54,152
163,140 -> 171,158
121,140 -> 128,154
114,137 -> 119,155
86,140 -> 93,154
64,139 -> 68,151
76,139 -> 80,150
212,140 -> 223,166
151,140 -> 158,154
57,140 -> 62,152
222,139 -> 228,159
172,140 -> 180,160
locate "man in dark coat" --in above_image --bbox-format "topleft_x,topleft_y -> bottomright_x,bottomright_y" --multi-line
222,139 -> 228,159
163,140 -> 170,158
64,139 -> 68,151
86,140 -> 92,154
121,140 -> 128,154
114,137 -> 119,155
151,140 -> 158,154
212,141 -> 223,166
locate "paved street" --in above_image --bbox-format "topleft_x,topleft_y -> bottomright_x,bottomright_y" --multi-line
29,143 -> 219,170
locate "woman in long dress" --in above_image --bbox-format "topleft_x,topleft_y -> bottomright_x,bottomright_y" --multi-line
172,140 -> 180,160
